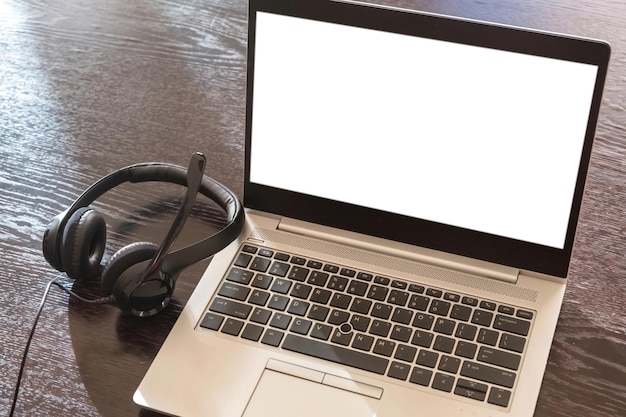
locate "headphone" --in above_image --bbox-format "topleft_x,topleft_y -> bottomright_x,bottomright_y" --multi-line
41,152 -> 245,317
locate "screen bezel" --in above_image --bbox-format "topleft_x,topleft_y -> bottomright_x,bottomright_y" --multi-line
244,0 -> 611,278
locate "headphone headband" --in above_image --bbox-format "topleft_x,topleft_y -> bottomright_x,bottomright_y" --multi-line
45,162 -> 244,278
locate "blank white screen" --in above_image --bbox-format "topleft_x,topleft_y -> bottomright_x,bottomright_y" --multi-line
250,12 -> 598,249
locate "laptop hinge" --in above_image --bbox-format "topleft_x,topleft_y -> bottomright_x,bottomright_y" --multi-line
277,218 -> 520,284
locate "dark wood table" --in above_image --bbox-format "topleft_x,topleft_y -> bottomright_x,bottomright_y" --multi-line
1,0 -> 624,416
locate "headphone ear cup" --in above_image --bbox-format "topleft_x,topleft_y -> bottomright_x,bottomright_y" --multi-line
101,242 -> 159,298
61,207 -> 107,280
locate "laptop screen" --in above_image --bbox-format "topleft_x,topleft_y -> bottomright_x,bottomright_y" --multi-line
244,0 -> 610,277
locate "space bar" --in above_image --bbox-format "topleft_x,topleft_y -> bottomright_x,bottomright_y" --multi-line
282,334 -> 389,375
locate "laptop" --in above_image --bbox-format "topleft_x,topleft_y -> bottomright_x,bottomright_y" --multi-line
134,0 -> 610,416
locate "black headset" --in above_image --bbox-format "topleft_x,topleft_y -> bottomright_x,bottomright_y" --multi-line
41,153 -> 245,317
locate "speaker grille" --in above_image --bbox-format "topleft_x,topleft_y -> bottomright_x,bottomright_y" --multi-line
250,228 -> 538,302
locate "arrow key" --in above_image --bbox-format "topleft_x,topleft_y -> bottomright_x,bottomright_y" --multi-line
432,372 -> 455,393
488,387 -> 512,407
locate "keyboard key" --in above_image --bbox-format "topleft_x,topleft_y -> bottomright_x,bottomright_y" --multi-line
328,309 -> 350,325
471,310 -> 494,327
289,318 -> 312,335
373,339 -> 396,357
283,334 -> 389,375
429,300 -> 451,316
454,385 -> 486,402
444,292 -> 460,302
412,313 -> 435,330
391,307 -> 413,325
287,299 -> 310,316
209,297 -> 251,320
267,294 -> 289,311
516,309 -> 534,320
480,301 -> 496,311
248,290 -> 270,306
327,275 -> 348,291
369,320 -> 391,337
438,355 -> 461,374
371,303 -> 392,319
308,271 -> 330,286
225,267 -> 253,284
250,307 -> 271,324
426,288 -> 443,298
432,372 -> 455,392
218,282 -> 250,301
408,294 -> 429,311
411,330 -> 434,348
269,261 -> 289,276
462,296 -> 478,306
388,290 -> 409,306
477,328 -> 499,346
493,314 -> 531,336
251,257 -> 271,272
199,312 -> 224,330
350,298 -> 372,314
416,350 -> 439,368
252,274 -> 272,289
241,323 -> 264,341
477,346 -> 521,370
350,315 -> 371,332
394,344 -> 417,362
460,361 -> 516,388
323,264 -> 339,273
234,253 -> 252,268
221,318 -> 244,336
307,260 -> 323,269
288,266 -> 309,282
310,323 -> 333,340
258,249 -> 274,257
367,285 -> 389,301
274,252 -> 290,261
498,305 -> 515,315
261,329 -> 284,346
307,305 -> 330,321
330,293 -> 352,309
270,278 -> 292,294
450,304 -> 472,321
374,276 -> 390,285
409,367 -> 433,386
340,268 -> 356,277
290,256 -> 306,265
388,361 -> 411,381
241,245 -> 257,254
357,272 -> 373,281
352,333 -> 375,351
408,284 -> 425,293
270,313 -> 292,330
310,288 -> 332,304
390,325 -> 412,342
433,318 -> 456,335
290,283 -> 312,299
391,280 -> 407,289
347,280 -> 369,296
433,335 -> 455,353
331,328 -> 354,346
488,387 -> 512,407
455,341 -> 478,359
455,323 -> 478,341
499,333 -> 526,353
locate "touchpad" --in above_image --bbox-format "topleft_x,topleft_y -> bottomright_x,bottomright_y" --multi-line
242,360 -> 381,417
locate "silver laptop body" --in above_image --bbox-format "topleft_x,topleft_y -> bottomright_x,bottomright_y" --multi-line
135,1 -> 610,416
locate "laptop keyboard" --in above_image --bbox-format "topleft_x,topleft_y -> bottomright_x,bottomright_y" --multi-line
199,244 -> 534,408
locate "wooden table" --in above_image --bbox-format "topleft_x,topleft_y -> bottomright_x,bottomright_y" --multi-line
1,0 -> 624,416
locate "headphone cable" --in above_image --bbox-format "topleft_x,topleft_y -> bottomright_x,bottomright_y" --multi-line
10,275 -> 114,417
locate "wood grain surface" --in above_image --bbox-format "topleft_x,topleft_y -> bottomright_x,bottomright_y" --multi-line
1,0 -> 624,416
